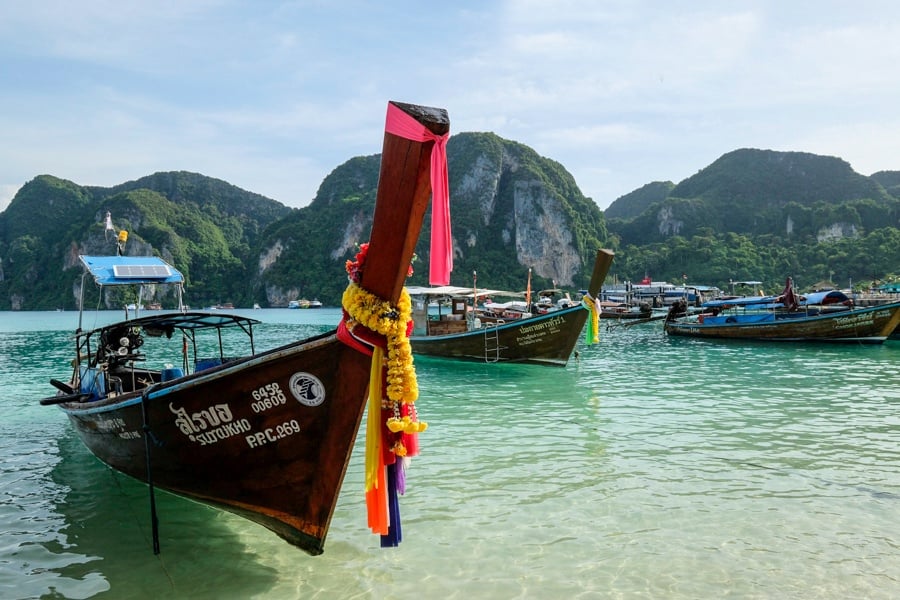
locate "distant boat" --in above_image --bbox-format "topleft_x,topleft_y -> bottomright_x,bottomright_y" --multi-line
664,277 -> 900,343
37,100 -> 449,555
308,299 -> 323,308
288,299 -> 310,309
602,281 -> 723,308
598,301 -> 653,320
406,249 -> 613,366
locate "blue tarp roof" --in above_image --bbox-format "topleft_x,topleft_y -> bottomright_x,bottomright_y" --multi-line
703,289 -> 851,310
802,290 -> 851,305
80,255 -> 184,286
702,295 -> 779,308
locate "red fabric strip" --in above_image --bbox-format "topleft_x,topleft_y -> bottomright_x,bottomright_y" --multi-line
384,102 -> 453,285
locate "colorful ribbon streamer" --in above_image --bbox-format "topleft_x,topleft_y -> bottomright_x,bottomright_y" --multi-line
582,294 -> 600,344
365,347 -> 389,535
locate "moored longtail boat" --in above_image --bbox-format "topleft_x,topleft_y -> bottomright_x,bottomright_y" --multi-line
38,101 -> 451,555
664,277 -> 900,343
406,249 -> 614,366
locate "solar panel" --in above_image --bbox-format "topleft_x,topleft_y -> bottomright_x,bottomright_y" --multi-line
112,264 -> 172,278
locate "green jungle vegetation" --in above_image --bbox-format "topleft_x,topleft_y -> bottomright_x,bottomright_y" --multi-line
605,149 -> 900,293
1,140 -> 898,310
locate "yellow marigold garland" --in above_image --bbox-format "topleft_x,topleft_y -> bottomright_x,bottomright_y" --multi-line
386,414 -> 428,434
342,282 -> 420,406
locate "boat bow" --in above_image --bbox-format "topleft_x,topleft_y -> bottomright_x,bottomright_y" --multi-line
42,101 -> 450,556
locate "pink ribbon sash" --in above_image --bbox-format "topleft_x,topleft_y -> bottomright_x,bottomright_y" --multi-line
384,103 -> 452,285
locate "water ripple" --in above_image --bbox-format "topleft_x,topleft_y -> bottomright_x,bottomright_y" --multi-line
3,313 -> 900,598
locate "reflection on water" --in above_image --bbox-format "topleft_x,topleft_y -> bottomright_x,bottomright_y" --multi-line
47,432 -> 281,599
2,311 -> 900,599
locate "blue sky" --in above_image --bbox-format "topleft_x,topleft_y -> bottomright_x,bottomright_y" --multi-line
2,1 -> 899,213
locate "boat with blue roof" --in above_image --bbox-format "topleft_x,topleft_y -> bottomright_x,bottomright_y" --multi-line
664,277 -> 900,343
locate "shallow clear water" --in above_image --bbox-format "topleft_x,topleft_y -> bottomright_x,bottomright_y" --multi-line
2,309 -> 899,599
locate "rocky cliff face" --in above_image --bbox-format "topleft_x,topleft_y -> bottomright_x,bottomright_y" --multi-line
513,180 -> 580,286
656,205 -> 684,237
817,222 -> 859,242
253,131 -> 608,305
455,153 -> 581,284
443,132 -> 602,288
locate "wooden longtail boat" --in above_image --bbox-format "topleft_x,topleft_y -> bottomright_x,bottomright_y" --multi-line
38,101 -> 449,555
598,301 -> 653,320
406,249 -> 614,366
664,277 -> 900,343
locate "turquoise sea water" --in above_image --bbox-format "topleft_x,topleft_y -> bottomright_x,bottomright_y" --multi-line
2,308 -> 899,599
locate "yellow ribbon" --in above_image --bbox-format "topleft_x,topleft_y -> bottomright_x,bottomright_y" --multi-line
582,294 -> 600,344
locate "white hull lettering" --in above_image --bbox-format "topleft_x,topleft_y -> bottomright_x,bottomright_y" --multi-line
95,417 -> 126,432
245,419 -> 302,448
193,418 -> 252,446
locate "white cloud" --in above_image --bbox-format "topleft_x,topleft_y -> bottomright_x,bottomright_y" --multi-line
1,1 -> 899,213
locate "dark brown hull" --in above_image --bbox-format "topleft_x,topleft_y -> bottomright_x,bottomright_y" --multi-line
62,333 -> 365,555
410,305 -> 589,366
664,302 -> 900,343
409,249 -> 614,366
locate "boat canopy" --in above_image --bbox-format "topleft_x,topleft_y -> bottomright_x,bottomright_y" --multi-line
80,255 -> 184,286
406,286 -> 522,299
702,295 -> 779,308
702,289 -> 852,310
799,290 -> 851,305
82,311 -> 262,343
122,311 -> 261,333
